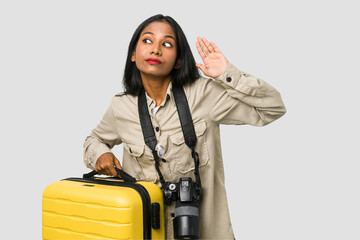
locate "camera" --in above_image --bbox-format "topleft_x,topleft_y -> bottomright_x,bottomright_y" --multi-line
163,177 -> 201,239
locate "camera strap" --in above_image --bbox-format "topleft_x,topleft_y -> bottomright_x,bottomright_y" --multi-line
138,88 -> 166,187
172,85 -> 202,194
138,85 -> 202,199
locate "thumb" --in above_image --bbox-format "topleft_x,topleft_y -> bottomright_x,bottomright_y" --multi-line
196,63 -> 207,75
113,156 -> 123,170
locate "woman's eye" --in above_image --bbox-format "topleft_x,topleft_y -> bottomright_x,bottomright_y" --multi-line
143,39 -> 152,44
163,42 -> 172,48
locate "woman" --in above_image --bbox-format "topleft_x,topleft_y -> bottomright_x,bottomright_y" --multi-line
84,14 -> 286,239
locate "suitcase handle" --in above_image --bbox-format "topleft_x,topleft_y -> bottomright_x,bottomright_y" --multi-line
83,168 -> 137,183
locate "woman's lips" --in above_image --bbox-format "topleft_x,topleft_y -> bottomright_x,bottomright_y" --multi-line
146,58 -> 162,64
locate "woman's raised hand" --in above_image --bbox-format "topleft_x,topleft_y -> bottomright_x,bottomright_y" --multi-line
196,37 -> 228,78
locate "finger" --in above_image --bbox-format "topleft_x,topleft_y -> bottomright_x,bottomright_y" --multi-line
103,168 -> 114,176
197,36 -> 209,55
196,38 -> 206,61
114,157 -> 123,170
196,63 -> 207,74
198,37 -> 210,55
109,166 -> 118,177
196,37 -> 207,59
202,37 -> 215,53
95,163 -> 111,176
95,166 -> 109,176
95,153 -> 108,171
94,160 -> 103,173
210,41 -> 221,53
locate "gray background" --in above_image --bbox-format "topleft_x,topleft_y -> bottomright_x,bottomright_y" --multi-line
1,0 -> 359,239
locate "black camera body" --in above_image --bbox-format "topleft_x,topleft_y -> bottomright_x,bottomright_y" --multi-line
162,181 -> 179,205
162,177 -> 201,239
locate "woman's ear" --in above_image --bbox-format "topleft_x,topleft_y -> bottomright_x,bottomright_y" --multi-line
174,59 -> 180,69
131,51 -> 136,62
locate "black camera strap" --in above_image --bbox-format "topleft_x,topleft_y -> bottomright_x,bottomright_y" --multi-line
172,85 -> 202,193
138,85 -> 202,200
138,88 -> 166,187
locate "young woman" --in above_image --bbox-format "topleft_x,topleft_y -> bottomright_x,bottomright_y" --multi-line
84,14 -> 286,239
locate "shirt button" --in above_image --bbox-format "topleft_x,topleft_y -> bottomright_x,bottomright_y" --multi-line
226,77 -> 232,82
155,127 -> 160,132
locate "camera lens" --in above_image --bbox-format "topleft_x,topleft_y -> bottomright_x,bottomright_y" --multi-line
173,205 -> 200,239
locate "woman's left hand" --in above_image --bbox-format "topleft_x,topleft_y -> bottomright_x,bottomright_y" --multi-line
196,37 -> 228,78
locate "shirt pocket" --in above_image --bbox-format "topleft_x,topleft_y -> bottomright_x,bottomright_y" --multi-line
122,142 -> 158,183
168,120 -> 210,174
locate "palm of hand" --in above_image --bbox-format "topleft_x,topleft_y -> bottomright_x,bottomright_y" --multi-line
196,37 -> 228,78
202,52 -> 228,78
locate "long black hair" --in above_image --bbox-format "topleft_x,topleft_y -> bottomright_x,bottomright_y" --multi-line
123,14 -> 201,96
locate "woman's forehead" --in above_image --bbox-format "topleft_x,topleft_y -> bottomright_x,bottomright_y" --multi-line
141,21 -> 176,39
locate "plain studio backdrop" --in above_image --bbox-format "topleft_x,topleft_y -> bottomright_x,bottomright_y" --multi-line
1,0 -> 359,239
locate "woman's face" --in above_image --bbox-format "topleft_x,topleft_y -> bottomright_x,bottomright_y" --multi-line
132,21 -> 178,80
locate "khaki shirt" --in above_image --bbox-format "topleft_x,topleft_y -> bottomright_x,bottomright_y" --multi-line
83,62 -> 286,239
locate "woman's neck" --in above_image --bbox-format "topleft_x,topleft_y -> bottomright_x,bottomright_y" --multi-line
141,74 -> 171,107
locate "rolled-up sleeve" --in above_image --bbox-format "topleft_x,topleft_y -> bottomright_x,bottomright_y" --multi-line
202,62 -> 286,126
83,99 -> 122,169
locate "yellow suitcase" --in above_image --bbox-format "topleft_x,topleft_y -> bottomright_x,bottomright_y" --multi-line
42,170 -> 165,240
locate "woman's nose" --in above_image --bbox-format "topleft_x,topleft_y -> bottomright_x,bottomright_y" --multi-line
151,43 -> 161,55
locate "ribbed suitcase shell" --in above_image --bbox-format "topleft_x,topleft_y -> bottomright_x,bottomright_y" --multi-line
42,177 -> 165,240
